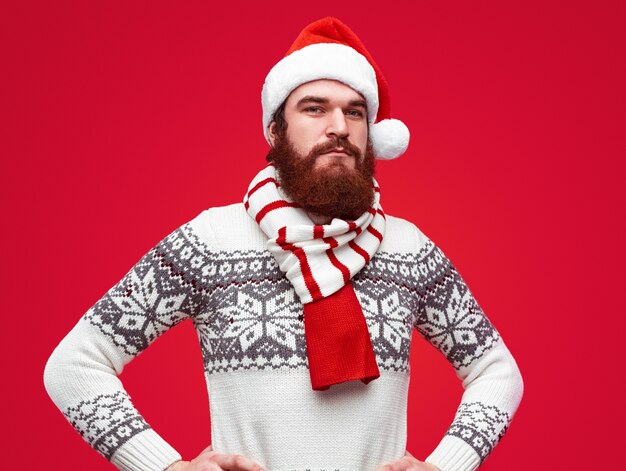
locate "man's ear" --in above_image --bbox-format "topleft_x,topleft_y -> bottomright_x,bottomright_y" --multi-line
268,122 -> 277,148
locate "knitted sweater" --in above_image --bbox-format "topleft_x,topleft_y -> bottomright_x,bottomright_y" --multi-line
43,202 -> 524,471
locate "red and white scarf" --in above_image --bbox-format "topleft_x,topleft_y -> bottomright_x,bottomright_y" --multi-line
244,164 -> 386,390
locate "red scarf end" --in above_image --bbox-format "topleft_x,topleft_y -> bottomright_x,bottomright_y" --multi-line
304,282 -> 381,391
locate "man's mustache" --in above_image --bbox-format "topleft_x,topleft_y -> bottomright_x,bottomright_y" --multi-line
309,138 -> 362,160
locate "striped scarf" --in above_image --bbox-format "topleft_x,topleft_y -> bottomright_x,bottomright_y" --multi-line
244,164 -> 385,390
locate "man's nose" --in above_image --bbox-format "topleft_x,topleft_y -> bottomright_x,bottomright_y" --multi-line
325,109 -> 349,139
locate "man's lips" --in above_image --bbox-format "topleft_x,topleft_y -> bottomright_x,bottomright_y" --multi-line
322,148 -> 352,156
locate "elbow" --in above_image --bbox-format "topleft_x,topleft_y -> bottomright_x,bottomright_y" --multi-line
512,358 -> 524,410
43,317 -> 127,412
497,340 -> 525,413
43,356 -> 61,408
499,343 -> 524,414
43,345 -> 71,407
463,339 -> 525,413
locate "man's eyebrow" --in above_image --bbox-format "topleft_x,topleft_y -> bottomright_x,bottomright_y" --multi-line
295,96 -> 368,110
296,96 -> 329,107
348,99 -> 367,110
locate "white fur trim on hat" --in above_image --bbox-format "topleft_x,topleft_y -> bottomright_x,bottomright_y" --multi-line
370,119 -> 410,160
262,42 -> 379,144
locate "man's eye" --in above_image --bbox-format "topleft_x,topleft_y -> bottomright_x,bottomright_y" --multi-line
346,110 -> 364,118
304,106 -> 323,113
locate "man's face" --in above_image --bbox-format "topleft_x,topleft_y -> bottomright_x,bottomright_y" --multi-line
269,79 -> 369,171
266,79 -> 376,222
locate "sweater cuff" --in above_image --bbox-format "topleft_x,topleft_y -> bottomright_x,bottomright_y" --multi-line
424,435 -> 480,471
110,428 -> 182,471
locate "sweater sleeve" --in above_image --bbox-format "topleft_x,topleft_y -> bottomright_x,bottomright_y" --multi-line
411,225 -> 524,471
43,217 -> 212,471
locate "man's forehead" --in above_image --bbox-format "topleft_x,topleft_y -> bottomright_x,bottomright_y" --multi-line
286,79 -> 366,106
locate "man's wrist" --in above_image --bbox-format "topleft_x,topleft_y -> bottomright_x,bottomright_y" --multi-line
164,459 -> 183,471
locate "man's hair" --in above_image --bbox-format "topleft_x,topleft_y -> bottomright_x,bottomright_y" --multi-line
266,101 -> 288,162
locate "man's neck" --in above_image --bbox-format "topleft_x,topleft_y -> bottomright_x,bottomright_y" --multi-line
307,211 -> 333,225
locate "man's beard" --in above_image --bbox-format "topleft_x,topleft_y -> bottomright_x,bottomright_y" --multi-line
267,133 -> 376,222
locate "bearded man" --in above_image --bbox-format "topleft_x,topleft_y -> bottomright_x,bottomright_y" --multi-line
44,17 -> 524,471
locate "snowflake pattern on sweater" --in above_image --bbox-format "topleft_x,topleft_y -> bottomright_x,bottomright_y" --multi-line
45,205 -> 523,471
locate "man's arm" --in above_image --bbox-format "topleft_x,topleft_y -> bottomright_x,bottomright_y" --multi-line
411,225 -> 524,471
43,220 -> 210,471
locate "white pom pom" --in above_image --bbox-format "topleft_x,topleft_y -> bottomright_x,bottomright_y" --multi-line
370,119 -> 410,160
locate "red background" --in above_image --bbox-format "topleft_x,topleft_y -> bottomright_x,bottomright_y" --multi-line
2,1 -> 624,469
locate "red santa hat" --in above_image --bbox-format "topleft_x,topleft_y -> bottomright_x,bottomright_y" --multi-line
261,17 -> 410,160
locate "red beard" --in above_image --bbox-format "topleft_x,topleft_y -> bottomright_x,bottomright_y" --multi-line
267,134 -> 376,221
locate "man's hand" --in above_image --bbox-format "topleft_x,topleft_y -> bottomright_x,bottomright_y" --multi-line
373,450 -> 441,471
166,445 -> 267,471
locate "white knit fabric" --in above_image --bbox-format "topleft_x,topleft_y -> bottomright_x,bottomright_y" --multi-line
43,203 -> 524,471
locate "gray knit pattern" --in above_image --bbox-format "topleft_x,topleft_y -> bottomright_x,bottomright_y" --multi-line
62,391 -> 150,460
446,401 -> 511,462
413,241 -> 501,369
72,220 -> 506,462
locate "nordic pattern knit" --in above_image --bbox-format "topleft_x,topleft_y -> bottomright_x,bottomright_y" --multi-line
43,203 -> 524,471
